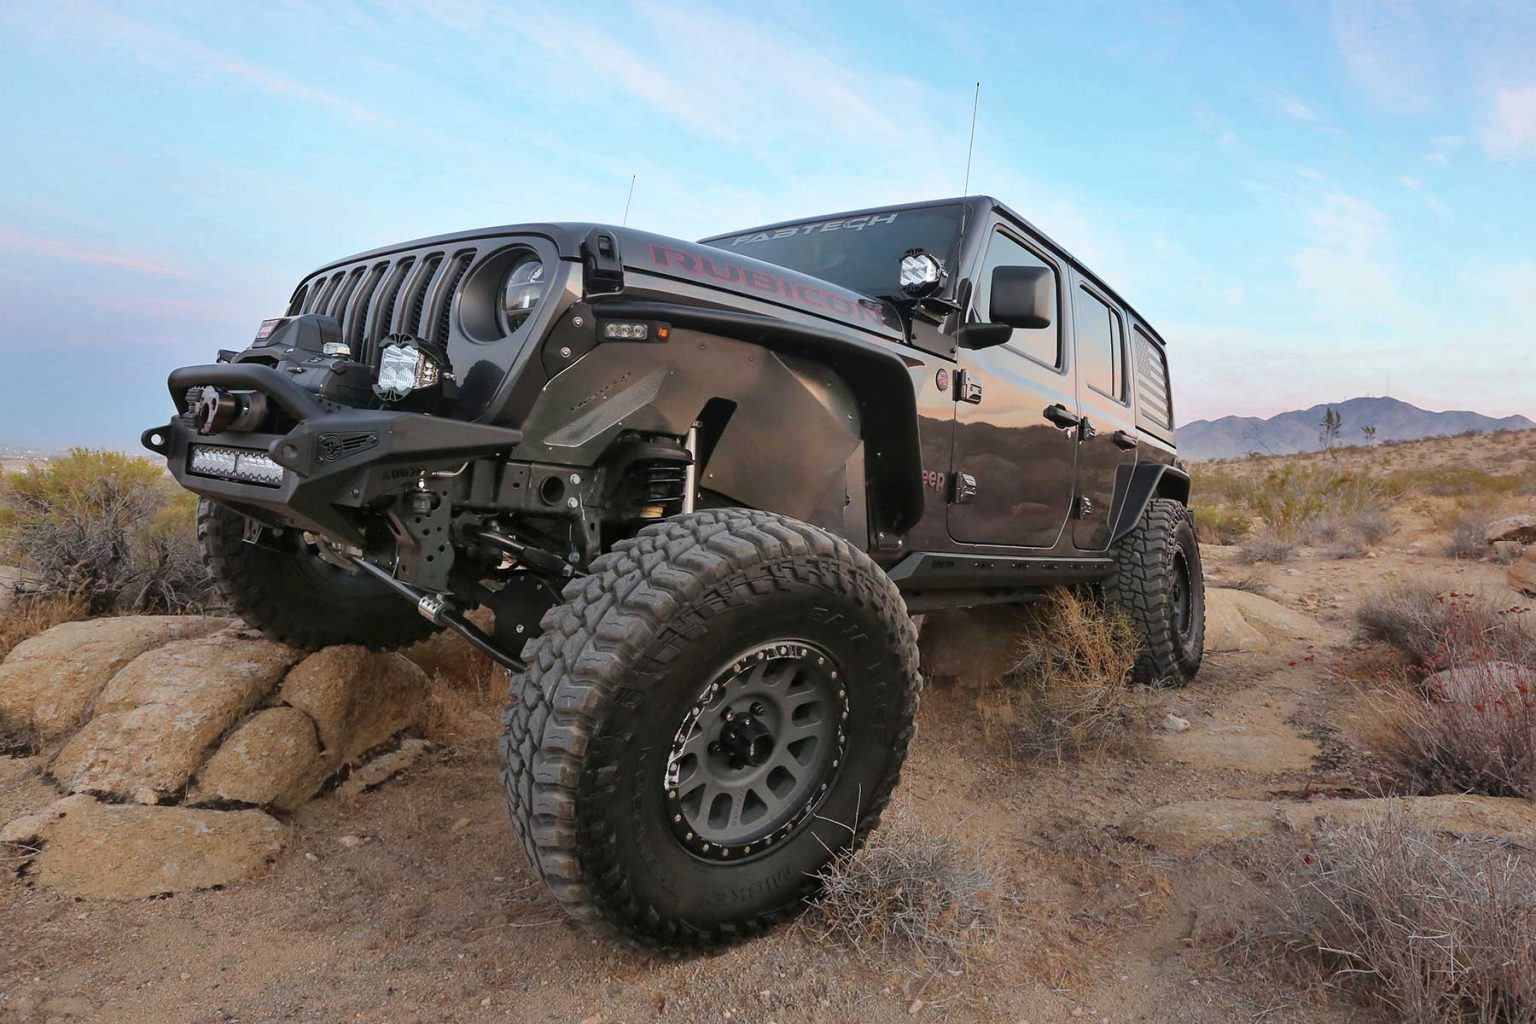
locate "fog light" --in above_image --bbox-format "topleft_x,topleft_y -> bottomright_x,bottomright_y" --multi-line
189,445 -> 285,487
374,335 -> 450,405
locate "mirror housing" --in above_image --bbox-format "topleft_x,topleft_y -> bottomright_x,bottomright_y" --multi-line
990,265 -> 1054,329
956,322 -> 1013,350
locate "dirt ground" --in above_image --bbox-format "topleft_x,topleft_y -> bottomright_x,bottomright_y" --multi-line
2,433 -> 1532,1024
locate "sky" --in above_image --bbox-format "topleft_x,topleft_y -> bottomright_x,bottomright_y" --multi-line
0,0 -> 1532,449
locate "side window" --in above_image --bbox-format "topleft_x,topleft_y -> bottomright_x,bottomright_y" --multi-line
1134,326 -> 1174,430
970,229 -> 1059,368
1074,287 -> 1125,402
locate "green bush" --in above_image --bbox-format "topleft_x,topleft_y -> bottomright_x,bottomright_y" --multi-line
0,449 -> 211,613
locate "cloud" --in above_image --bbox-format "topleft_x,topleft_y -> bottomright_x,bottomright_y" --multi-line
1479,82 -> 1536,157
1275,93 -> 1318,122
1423,135 -> 1462,164
1397,174 -> 1448,214
0,226 -> 192,278
17,1 -> 391,127
1330,0 -> 1435,112
1290,191 -> 1402,322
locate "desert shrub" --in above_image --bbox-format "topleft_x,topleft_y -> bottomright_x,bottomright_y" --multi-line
416,620 -> 504,746
1445,513 -> 1491,559
1326,533 -> 1369,559
1193,504 -> 1252,544
1364,668 -> 1536,801
1190,465 -> 1261,507
810,810 -> 1009,978
980,589 -> 1149,762
1219,570 -> 1275,596
0,449 -> 210,614
1355,585 -> 1535,670
1272,818 -> 1536,1024
1237,530 -> 1297,564
1388,465 -> 1523,497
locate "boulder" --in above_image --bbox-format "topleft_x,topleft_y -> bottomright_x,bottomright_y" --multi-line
1204,589 -> 1318,653
190,707 -> 328,812
7,794 -> 287,899
1486,514 -> 1536,546
335,738 -> 433,799
51,633 -> 301,802
279,647 -> 428,769
0,616 -> 227,742
1512,549 -> 1536,596
1131,794 -> 1536,855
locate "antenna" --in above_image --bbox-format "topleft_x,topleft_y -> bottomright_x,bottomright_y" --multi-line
962,82 -> 980,195
622,175 -> 637,227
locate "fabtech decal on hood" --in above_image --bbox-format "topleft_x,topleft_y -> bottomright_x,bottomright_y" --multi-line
641,239 -> 901,336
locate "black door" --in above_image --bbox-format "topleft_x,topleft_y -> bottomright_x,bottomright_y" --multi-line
1070,274 -> 1139,549
948,227 -> 1078,548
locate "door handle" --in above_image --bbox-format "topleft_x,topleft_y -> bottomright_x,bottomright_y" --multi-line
1112,430 -> 1139,450
1043,403 -> 1081,429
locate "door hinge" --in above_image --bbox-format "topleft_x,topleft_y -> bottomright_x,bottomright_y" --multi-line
954,369 -> 983,405
950,472 -> 978,505
1075,495 -> 1095,519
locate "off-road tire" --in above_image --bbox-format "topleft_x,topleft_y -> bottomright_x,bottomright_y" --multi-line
1105,497 -> 1204,687
499,509 -> 921,950
197,498 -> 437,651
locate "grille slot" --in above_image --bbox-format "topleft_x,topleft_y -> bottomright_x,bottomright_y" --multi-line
362,257 -> 414,366
345,262 -> 389,354
328,267 -> 365,322
431,250 -> 475,346
402,254 -> 444,337
286,284 -> 309,316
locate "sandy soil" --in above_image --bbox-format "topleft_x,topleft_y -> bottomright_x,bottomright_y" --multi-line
2,432 -> 1532,1024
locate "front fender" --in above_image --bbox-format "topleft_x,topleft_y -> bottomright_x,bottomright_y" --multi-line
1107,462 -> 1190,546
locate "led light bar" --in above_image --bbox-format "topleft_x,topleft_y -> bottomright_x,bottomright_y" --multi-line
188,445 -> 285,487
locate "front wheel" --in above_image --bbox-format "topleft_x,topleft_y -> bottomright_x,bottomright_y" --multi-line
499,509 -> 921,949
197,499 -> 438,651
1105,497 -> 1205,686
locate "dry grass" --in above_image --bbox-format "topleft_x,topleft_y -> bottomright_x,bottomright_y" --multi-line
0,595 -> 88,662
809,808 -> 1010,981
1355,584 -> 1536,670
1446,513 -> 1492,560
974,589 -> 1153,763
417,630 -> 505,748
1272,816 -> 1536,1024
1193,505 -> 1253,545
1237,530 -> 1298,564
1362,669 -> 1536,800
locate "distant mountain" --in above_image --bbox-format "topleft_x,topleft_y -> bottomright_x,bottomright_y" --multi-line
1178,397 -> 1535,460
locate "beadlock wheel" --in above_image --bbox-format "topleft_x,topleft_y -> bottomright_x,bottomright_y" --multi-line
664,639 -> 848,860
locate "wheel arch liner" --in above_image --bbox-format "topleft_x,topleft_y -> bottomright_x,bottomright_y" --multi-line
1107,462 -> 1191,546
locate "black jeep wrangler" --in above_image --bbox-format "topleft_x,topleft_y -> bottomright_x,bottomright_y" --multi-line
145,196 -> 1203,948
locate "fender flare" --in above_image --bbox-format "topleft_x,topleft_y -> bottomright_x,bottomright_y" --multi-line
591,300 -> 926,534
1107,462 -> 1191,546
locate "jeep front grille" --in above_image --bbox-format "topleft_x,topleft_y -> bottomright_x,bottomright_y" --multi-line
286,247 -> 476,367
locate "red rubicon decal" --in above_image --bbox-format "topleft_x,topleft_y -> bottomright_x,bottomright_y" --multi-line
648,243 -> 895,328
935,368 -> 949,391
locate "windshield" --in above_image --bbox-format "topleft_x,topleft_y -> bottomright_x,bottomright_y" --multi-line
703,203 -> 966,299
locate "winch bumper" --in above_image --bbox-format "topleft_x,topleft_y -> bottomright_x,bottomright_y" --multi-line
143,363 -> 522,544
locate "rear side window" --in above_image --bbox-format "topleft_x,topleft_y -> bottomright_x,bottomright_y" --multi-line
1133,327 -> 1174,431
970,229 -> 1060,368
1074,286 -> 1125,402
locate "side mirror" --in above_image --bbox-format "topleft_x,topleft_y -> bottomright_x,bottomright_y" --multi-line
956,322 -> 1012,350
989,265 -> 1054,329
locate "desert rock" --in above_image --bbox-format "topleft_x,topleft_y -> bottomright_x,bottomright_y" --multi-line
279,647 -> 428,769
190,707 -> 328,812
16,794 -> 287,899
1486,514 -> 1536,545
1511,549 -> 1536,596
1204,588 -> 1318,653
1132,794 -> 1536,855
0,616 -> 226,742
51,634 -> 300,801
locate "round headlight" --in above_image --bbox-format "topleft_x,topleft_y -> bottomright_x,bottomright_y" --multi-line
502,255 -> 546,331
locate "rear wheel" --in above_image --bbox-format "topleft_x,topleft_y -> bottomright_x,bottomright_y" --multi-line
197,499 -> 437,651
1106,497 -> 1204,686
499,509 -> 920,949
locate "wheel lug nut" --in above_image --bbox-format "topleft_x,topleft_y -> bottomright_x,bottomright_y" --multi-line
750,702 -> 767,717
708,741 -> 722,754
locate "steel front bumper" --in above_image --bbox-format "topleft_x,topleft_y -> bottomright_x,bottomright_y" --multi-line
143,363 -> 522,544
